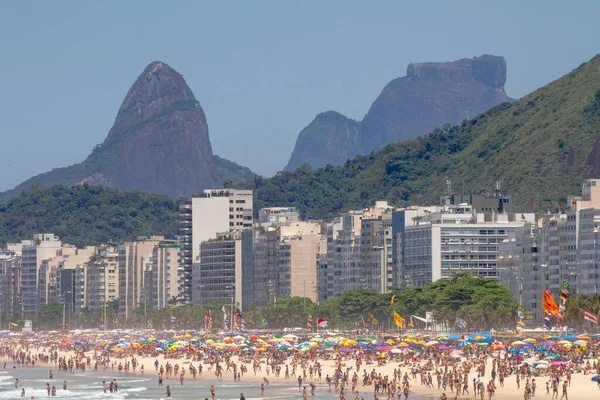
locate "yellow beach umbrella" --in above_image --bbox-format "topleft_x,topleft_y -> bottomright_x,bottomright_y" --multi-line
523,338 -> 536,344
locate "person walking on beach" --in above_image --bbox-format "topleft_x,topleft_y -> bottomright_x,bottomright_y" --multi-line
166,385 -> 171,397
559,381 -> 568,400
239,393 -> 245,400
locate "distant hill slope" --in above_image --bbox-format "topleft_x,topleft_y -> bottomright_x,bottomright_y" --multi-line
241,55 -> 600,217
0,185 -> 179,247
0,61 -> 255,202
285,111 -> 360,171
284,55 -> 513,171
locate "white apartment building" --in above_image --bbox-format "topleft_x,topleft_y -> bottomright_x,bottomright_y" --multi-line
87,244 -> 119,311
151,240 -> 181,309
181,189 -> 253,304
21,234 -> 63,315
258,207 -> 300,226
394,203 -> 535,287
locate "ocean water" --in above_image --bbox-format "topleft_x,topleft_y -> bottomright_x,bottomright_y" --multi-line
0,366 -> 440,400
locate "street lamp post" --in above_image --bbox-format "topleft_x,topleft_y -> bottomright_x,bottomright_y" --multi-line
302,280 -> 313,312
226,284 -> 235,331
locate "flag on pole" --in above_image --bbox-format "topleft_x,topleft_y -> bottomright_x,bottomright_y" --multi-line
584,310 -> 598,324
317,318 -> 328,327
222,306 -> 230,329
393,310 -> 405,328
455,317 -> 467,329
542,290 -> 559,317
390,295 -> 396,305
260,317 -> 268,326
543,313 -> 552,331
307,314 -> 312,329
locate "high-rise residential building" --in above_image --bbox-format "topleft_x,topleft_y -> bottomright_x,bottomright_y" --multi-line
253,222 -> 324,308
180,189 -> 253,304
195,232 -> 242,308
393,200 -> 535,288
150,240 -> 181,309
52,246 -> 96,314
241,229 -> 258,310
87,244 -> 119,311
0,251 -> 21,316
119,236 -> 163,319
320,202 -> 393,302
499,179 -> 600,324
21,234 -> 63,315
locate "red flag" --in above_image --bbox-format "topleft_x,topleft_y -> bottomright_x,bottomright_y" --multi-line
584,310 -> 598,324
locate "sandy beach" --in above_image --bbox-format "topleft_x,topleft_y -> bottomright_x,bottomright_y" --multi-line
2,345 -> 599,399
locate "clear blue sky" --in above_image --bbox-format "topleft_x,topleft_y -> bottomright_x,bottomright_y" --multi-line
0,1 -> 598,191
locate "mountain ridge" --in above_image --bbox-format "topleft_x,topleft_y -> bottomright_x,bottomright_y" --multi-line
0,61 -> 255,202
284,54 -> 513,171
240,54 -> 600,217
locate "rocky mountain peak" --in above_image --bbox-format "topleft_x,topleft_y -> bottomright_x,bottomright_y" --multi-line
406,55 -> 507,88
0,60 -> 256,201
107,61 -> 198,143
284,54 -> 513,171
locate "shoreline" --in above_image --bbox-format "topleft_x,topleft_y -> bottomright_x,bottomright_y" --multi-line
3,350 -> 600,400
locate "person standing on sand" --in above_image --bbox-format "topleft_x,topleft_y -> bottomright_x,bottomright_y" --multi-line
240,393 -> 245,400
560,381 -> 568,400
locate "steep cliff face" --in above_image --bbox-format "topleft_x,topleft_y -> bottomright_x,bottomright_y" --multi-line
83,61 -> 215,196
284,111 -> 360,171
0,61 -> 254,201
284,55 -> 512,170
358,55 -> 512,154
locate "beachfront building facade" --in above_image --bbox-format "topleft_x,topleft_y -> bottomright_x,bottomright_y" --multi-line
319,202 -> 394,302
0,251 -> 21,316
252,222 -> 324,308
86,244 -> 119,311
21,234 -> 63,315
194,232 -> 242,308
393,200 -> 535,288
180,189 -> 253,304
150,240 -> 181,309
118,236 -> 163,319
499,179 -> 600,324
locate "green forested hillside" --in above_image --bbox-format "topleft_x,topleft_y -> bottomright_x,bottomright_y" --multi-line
0,185 -> 179,247
237,55 -> 600,217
